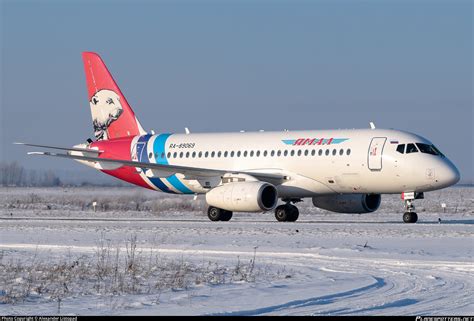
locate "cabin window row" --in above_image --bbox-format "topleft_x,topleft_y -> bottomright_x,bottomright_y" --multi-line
148,148 -> 352,160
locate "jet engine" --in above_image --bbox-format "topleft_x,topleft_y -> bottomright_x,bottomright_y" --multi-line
312,194 -> 381,213
206,181 -> 278,212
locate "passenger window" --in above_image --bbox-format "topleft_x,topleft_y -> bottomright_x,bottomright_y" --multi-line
250,151 -> 254,157
179,152 -> 183,158
297,150 -> 302,156
205,151 -> 209,158
305,150 -> 309,156
167,152 -> 171,158
224,151 -> 228,157
192,151 -> 196,158
290,150 -> 295,156
231,151 -> 235,157
256,151 -> 260,157
318,150 -> 323,156
332,149 -> 336,156
186,152 -> 190,158
173,152 -> 177,158
346,149 -> 351,156
339,149 -> 344,156
198,152 -> 202,158
217,151 -> 221,157
284,150 -> 288,156
271,150 -> 275,157
237,151 -> 241,157
264,151 -> 268,157
244,151 -> 248,157
311,150 -> 315,156
325,150 -> 329,156
406,143 -> 418,154
211,151 -> 215,158
277,150 -> 281,157
396,144 -> 405,154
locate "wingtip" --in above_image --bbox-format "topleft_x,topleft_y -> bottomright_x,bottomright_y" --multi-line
27,151 -> 51,156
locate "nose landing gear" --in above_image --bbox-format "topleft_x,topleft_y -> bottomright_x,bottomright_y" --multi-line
402,192 -> 423,223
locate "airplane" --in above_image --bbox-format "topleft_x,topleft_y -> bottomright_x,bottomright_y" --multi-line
16,52 -> 460,223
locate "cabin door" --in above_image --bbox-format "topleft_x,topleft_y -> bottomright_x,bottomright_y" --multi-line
368,137 -> 387,171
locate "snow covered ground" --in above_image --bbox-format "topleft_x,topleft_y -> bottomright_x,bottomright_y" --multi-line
0,186 -> 472,315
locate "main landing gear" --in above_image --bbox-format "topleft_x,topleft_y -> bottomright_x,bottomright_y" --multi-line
402,192 -> 423,223
274,200 -> 300,222
207,206 -> 233,221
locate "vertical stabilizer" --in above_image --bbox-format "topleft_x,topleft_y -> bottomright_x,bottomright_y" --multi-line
82,52 -> 146,140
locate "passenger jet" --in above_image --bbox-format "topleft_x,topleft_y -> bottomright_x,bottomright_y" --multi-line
17,52 -> 460,223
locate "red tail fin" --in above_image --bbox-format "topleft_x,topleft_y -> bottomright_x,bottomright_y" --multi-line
82,52 -> 145,140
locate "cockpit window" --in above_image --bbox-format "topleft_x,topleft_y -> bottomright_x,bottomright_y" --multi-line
431,145 -> 444,157
406,143 -> 418,154
396,144 -> 405,154
416,143 -> 443,156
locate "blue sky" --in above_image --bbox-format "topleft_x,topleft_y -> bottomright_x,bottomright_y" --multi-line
1,0 -> 472,182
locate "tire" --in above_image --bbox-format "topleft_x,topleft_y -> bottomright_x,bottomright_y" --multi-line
287,205 -> 299,222
403,212 -> 418,223
275,205 -> 288,222
220,210 -> 233,221
207,206 -> 222,221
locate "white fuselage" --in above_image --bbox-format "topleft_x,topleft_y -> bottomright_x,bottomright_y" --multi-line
128,128 -> 459,198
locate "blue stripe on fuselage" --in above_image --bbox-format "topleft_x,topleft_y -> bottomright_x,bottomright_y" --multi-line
153,133 -> 193,194
167,175 -> 193,194
153,133 -> 172,165
137,134 -> 175,194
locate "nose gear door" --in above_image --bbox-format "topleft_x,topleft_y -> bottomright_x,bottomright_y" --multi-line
368,137 -> 387,171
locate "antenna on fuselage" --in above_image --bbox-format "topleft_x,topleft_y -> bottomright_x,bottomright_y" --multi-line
369,122 -> 376,130
185,127 -> 190,135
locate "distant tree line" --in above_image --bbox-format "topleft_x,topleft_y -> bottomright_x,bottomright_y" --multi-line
0,161 -> 61,187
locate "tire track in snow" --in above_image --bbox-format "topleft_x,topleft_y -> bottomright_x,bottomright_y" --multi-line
1,243 -> 472,315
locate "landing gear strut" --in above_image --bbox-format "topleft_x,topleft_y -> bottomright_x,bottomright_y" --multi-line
207,206 -> 233,221
402,196 -> 419,223
274,202 -> 299,222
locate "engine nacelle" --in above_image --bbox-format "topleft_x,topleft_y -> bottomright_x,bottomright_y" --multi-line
312,194 -> 381,213
206,182 -> 278,212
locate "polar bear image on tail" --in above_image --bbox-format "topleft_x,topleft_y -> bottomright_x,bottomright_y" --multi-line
90,89 -> 124,140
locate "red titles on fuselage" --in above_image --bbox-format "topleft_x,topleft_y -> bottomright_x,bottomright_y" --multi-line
294,138 -> 335,146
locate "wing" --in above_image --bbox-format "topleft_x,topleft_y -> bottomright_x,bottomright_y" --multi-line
27,151 -> 285,183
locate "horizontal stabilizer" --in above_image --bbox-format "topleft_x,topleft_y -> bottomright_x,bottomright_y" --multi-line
15,142 -> 103,154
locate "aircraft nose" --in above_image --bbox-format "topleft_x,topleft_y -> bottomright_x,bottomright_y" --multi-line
439,160 -> 460,187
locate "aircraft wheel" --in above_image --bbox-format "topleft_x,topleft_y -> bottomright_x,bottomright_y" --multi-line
275,205 -> 289,222
287,205 -> 299,222
208,206 -> 223,221
403,212 -> 418,223
220,210 -> 233,221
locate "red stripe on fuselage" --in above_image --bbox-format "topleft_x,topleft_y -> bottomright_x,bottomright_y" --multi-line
90,137 -> 152,190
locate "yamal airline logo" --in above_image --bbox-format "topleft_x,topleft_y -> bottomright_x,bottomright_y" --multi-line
282,138 -> 349,146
